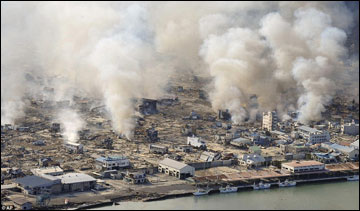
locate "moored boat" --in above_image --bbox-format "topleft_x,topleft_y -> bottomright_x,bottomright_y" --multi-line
193,188 -> 212,196
279,179 -> 297,187
219,185 -> 238,193
253,181 -> 271,190
347,175 -> 359,181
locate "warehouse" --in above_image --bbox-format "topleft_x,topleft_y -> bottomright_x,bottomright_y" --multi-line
14,175 -> 62,195
158,158 -> 195,179
57,173 -> 97,192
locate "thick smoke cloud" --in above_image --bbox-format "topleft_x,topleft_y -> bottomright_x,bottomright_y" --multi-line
1,2 -> 359,137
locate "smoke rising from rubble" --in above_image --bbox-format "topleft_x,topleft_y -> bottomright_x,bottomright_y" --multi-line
1,2 -> 359,135
57,109 -> 85,143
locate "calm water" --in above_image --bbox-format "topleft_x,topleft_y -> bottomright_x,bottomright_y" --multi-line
91,181 -> 359,210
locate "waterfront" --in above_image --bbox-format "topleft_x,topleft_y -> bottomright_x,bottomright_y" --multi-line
91,181 -> 359,210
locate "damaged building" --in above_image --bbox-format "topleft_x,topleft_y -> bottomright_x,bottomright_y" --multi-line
218,109 -> 231,121
146,127 -> 159,142
139,99 -> 158,115
64,142 -> 83,154
149,144 -> 168,154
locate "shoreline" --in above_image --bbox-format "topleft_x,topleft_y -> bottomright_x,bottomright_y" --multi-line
69,175 -> 358,210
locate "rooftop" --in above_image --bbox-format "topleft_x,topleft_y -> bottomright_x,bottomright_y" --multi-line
15,175 -> 55,188
298,126 -> 320,134
31,166 -> 63,175
56,173 -> 96,184
96,155 -> 128,162
282,160 -> 324,168
159,158 -> 190,170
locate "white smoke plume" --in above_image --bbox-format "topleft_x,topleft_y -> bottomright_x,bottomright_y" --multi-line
1,2 -> 358,134
57,109 -> 85,143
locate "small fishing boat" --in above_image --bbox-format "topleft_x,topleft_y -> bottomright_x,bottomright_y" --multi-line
219,185 -> 238,193
253,181 -> 271,190
193,188 -> 212,196
278,179 -> 297,187
347,175 -> 359,181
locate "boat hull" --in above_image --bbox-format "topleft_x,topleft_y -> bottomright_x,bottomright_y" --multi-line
279,182 -> 296,187
347,175 -> 359,181
253,184 -> 271,190
219,187 -> 238,193
193,189 -> 211,196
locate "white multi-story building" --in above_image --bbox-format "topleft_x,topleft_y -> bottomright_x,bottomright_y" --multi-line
262,111 -> 278,131
281,160 -> 325,173
341,120 -> 359,135
297,126 -> 330,144
95,155 -> 130,170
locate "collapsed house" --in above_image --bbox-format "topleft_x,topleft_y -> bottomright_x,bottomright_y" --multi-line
199,151 -> 221,162
187,136 -> 206,150
149,144 -> 168,154
174,145 -> 193,153
139,98 -> 158,115
183,111 -> 202,120
181,124 -> 196,136
218,109 -> 231,121
146,128 -> 159,142
158,96 -> 179,106
103,138 -> 113,149
230,137 -> 252,148
50,123 -> 60,133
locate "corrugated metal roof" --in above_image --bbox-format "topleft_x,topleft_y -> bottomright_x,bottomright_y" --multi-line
56,173 -> 96,184
15,175 -> 55,188
159,158 -> 190,170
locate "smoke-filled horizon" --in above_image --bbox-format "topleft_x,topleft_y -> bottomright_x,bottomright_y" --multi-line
1,1 -> 359,139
